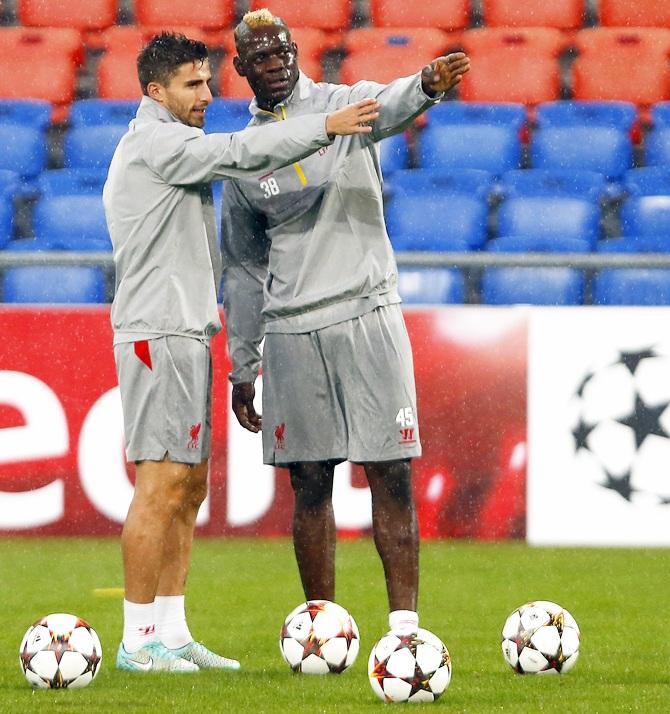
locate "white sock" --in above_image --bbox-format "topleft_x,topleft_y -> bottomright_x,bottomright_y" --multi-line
122,599 -> 155,653
155,595 -> 193,649
389,609 -> 419,635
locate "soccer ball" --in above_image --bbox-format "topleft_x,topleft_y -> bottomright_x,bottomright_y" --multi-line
279,599 -> 359,674
368,628 -> 452,703
501,601 -> 580,674
19,613 -> 102,689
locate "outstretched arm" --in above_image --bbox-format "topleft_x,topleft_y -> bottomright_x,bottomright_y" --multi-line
148,99 -> 380,185
420,53 -> 471,97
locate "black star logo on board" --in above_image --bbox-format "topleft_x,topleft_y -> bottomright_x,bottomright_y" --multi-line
572,418 -> 596,452
617,394 -> 670,449
618,348 -> 657,376
602,469 -> 634,502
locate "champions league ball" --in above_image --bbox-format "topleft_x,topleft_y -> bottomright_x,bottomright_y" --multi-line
368,628 -> 452,703
279,600 -> 360,674
19,613 -> 102,689
501,601 -> 580,675
571,347 -> 670,504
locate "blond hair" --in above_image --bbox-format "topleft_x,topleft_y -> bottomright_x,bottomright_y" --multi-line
234,9 -> 287,47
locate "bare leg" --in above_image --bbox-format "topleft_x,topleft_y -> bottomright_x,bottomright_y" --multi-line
289,461 -> 336,601
365,459 -> 419,612
122,459 -> 204,604
156,460 -> 209,596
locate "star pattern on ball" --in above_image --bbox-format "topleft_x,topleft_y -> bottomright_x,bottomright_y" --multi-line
602,468 -> 635,501
616,393 -> 670,449
618,348 -> 657,376
572,417 -> 596,452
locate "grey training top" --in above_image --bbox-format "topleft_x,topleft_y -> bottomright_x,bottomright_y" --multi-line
221,72 -> 441,383
103,95 -> 332,344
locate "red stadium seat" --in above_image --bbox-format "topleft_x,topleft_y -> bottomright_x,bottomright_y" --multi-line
0,27 -> 83,62
97,51 -> 142,100
218,57 -> 323,99
93,25 -> 210,53
18,0 -> 118,31
461,27 -> 570,57
481,0 -> 584,29
573,29 -> 670,108
134,0 -> 235,30
250,0 -> 352,31
369,0 -> 470,31
599,0 -> 670,27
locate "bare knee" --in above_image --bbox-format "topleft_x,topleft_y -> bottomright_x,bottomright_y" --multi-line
289,462 -> 335,512
366,459 -> 414,508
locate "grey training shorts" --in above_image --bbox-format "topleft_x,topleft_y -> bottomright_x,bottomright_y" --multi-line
114,335 -> 212,464
262,304 -> 421,465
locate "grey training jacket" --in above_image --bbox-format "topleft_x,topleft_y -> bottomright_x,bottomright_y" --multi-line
221,72 -> 441,383
103,95 -> 332,344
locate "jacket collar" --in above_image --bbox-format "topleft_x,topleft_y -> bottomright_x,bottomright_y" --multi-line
248,71 -> 316,121
133,95 -> 181,126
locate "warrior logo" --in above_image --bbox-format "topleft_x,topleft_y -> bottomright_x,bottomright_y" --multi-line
274,422 -> 286,450
188,422 -> 201,449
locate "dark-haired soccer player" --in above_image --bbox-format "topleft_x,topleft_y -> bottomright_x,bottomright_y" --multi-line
103,30 -> 381,673
221,9 -> 470,638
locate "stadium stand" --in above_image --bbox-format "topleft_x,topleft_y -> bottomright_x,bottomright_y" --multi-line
620,195 -> 670,237
32,193 -> 111,251
481,266 -> 585,305
369,0 -> 469,32
64,125 -> 126,170
480,0 -> 585,29
599,0 -> 670,28
498,169 -> 608,203
250,0 -> 352,31
69,99 -> 139,127
535,100 -> 638,134
593,269 -> 670,305
597,235 -> 670,253
38,168 -> 108,197
379,132 -> 409,174
623,167 -> 670,196
17,0 -> 119,31
204,99 -> 252,133
0,99 -> 52,130
2,265 -> 106,303
0,124 -> 47,180
387,168 -> 495,200
397,268 -> 465,304
133,0 -> 235,30
0,170 -> 18,247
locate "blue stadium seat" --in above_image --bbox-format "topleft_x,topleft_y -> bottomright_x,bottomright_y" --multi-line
426,102 -> 527,131
593,269 -> 670,305
2,266 -> 106,303
398,268 -> 465,304
385,168 -> 494,200
38,168 -> 108,196
487,234 -> 592,253
69,99 -> 139,127
32,194 -> 112,250
385,192 -> 489,250
623,167 -> 670,196
379,132 -> 409,174
64,125 -> 126,169
644,126 -> 670,167
0,99 -> 51,130
499,168 -> 608,201
0,178 -> 16,247
535,101 -> 638,132
0,124 -> 47,179
620,195 -> 670,236
597,235 -> 670,252
651,102 -> 670,127
496,195 -> 601,247
531,125 -> 633,179
418,123 -> 521,174
481,267 -> 584,305
204,98 -> 251,133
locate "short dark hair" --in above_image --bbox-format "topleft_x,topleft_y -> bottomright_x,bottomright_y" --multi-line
137,32 -> 208,95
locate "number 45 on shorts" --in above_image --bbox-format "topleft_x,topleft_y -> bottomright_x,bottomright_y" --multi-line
395,407 -> 415,427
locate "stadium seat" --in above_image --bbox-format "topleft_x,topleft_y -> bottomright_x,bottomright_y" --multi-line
620,195 -> 670,237
32,195 -> 112,251
535,101 -> 638,133
599,0 -> 670,27
593,269 -> 670,305
418,123 -> 522,174
462,27 -> 569,55
64,125 -> 126,170
93,24 -> 211,53
623,167 -> 670,196
597,234 -> 670,252
385,192 -> 488,250
397,268 -> 465,304
379,132 -> 409,174
69,99 -> 139,127
386,168 -> 494,200
250,0 -> 352,31
134,0 -> 235,29
204,99 -> 251,133
481,0 -> 584,29
0,27 -> 83,60
0,100 -> 51,130
96,51 -> 143,100
572,29 -> 670,107
499,169 -> 608,201
18,0 -> 118,31
2,266 -> 106,303
427,102 -> 527,132
0,124 -> 47,179
644,126 -> 670,167
530,126 -> 633,180
0,170 -> 19,247
340,29 -> 452,85
652,102 -> 670,126
38,169 -> 108,197
496,195 -> 601,247
487,234 -> 592,253
369,0 -> 469,31
481,267 -> 584,305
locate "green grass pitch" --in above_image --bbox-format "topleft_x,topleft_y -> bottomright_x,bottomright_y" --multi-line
1,538 -> 669,712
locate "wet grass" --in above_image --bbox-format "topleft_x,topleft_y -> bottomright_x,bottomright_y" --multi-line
1,539 -> 668,712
